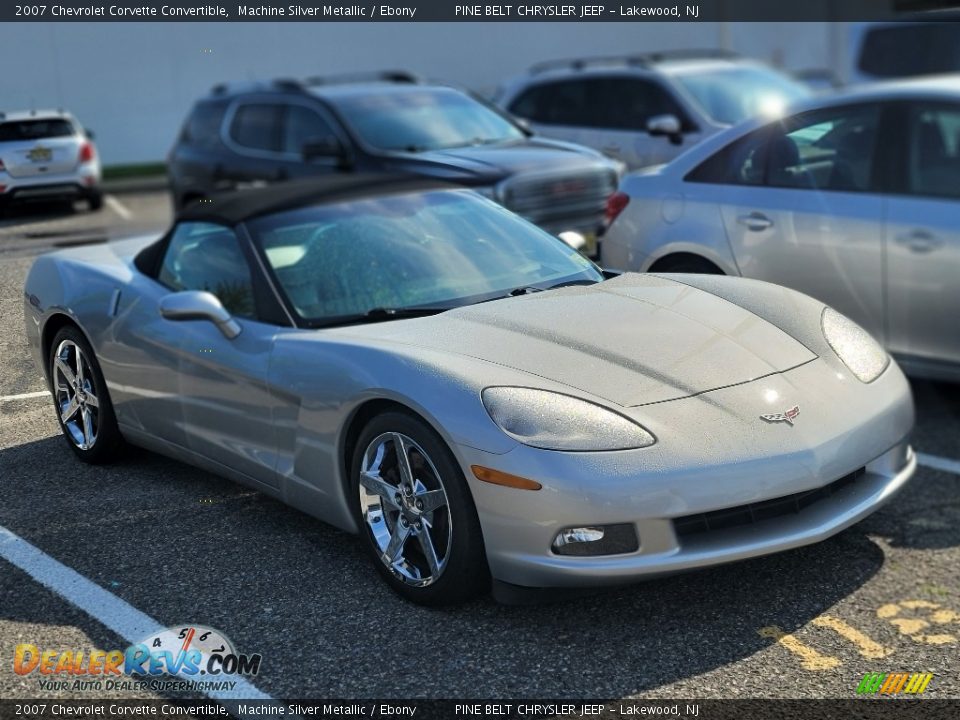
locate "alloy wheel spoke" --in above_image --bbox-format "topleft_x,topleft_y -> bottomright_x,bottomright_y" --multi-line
360,471 -> 400,509
416,489 -> 447,513
56,358 -> 76,387
417,527 -> 441,578
81,406 -> 94,447
382,521 -> 411,564
84,391 -> 99,409
60,397 -> 80,423
390,433 -> 416,489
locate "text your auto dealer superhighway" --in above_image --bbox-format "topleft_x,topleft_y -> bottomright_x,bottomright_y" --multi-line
51,4 -> 229,16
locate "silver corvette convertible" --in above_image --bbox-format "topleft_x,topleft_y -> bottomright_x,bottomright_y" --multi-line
23,175 -> 916,605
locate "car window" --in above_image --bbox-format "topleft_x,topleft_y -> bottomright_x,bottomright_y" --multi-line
671,66 -> 810,125
685,128 -> 771,185
509,79 -> 590,126
510,77 -> 689,131
687,104 -> 880,191
229,103 -> 283,152
182,101 -> 226,149
158,223 -> 257,319
600,78 -> 691,130
247,189 -> 601,325
859,24 -> 960,79
767,105 -> 880,192
0,119 -> 75,141
283,105 -> 337,154
906,104 -> 960,200
331,87 -> 524,152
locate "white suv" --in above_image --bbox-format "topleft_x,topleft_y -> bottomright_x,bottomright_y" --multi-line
495,50 -> 810,170
0,110 -> 103,214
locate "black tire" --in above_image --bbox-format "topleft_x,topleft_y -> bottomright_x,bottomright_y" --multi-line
87,190 -> 104,212
349,411 -> 489,605
649,255 -> 724,274
48,325 -> 124,464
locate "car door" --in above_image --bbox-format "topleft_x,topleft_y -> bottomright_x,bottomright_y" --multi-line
276,102 -> 348,179
592,77 -> 701,169
154,221 -> 282,488
507,76 -> 696,169
713,103 -> 888,341
221,100 -> 288,189
884,101 -> 960,368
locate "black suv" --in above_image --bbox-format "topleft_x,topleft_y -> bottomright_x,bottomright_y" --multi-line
167,73 -> 621,254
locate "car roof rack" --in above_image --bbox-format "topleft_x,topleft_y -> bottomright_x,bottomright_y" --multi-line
209,78 -> 307,96
303,70 -> 422,86
529,49 -> 740,74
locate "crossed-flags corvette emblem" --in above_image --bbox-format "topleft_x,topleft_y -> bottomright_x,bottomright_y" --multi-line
760,405 -> 800,425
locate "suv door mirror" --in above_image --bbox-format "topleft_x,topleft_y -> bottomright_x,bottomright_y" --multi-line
159,291 -> 242,339
301,135 -> 348,165
646,114 -> 683,145
84,128 -> 96,140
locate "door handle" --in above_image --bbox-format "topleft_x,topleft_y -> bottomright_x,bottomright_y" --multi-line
896,229 -> 943,254
601,145 -> 621,156
737,212 -> 773,231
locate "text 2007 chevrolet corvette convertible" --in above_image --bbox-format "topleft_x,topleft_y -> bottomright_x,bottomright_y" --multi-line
23,175 -> 915,604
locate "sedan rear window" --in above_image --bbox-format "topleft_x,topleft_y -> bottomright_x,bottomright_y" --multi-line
0,119 -> 75,141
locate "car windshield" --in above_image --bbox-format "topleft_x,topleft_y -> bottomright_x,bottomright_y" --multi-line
0,119 -> 75,141
330,88 -> 525,152
672,66 -> 810,125
247,189 -> 603,326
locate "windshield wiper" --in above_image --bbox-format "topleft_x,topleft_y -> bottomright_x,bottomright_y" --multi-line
363,306 -> 449,319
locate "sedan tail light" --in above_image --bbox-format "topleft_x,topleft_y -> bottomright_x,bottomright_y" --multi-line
604,191 -> 630,226
78,142 -> 95,164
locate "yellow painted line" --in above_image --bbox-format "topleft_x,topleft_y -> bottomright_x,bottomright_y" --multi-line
811,614 -> 891,659
901,599 -> 940,610
758,625 -> 842,670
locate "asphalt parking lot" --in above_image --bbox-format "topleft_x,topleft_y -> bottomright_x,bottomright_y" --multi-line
0,192 -> 958,702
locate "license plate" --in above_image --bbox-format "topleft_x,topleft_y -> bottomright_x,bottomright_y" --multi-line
27,146 -> 53,163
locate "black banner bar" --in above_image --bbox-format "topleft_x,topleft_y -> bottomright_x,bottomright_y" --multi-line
2,700 -> 960,720
3,0 -> 960,23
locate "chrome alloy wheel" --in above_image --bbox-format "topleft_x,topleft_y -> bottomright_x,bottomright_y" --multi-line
52,339 -> 100,451
358,432 -> 452,587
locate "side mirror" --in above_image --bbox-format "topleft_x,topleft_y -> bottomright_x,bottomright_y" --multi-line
646,114 -> 683,145
159,291 -> 242,340
84,128 -> 95,140
301,135 -> 348,166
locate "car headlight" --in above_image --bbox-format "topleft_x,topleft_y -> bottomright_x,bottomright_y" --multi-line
481,387 -> 656,451
821,307 -> 889,383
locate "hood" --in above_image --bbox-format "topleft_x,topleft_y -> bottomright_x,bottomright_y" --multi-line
387,137 -> 612,181
355,274 -> 817,407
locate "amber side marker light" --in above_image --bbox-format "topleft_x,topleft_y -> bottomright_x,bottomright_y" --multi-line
471,465 -> 542,491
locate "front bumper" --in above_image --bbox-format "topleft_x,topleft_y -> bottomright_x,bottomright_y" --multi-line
459,358 -> 915,589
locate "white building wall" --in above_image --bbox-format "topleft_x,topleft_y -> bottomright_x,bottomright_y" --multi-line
3,21 -> 834,165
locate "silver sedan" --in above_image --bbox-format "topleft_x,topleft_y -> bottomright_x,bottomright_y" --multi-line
24,176 -> 915,605
601,76 -> 960,383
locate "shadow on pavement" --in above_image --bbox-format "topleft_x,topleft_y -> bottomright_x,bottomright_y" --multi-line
0,434 -> 905,698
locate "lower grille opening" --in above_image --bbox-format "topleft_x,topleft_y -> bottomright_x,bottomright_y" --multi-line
674,467 -> 867,539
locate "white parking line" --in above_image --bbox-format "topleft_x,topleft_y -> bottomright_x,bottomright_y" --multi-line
105,194 -> 133,221
0,390 -> 49,402
0,524 -> 276,706
917,452 -> 960,477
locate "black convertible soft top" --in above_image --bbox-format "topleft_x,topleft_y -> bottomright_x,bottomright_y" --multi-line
175,173 -> 455,226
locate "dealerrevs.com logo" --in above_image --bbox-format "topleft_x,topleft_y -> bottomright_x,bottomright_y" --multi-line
14,624 -> 261,693
856,672 -> 933,696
